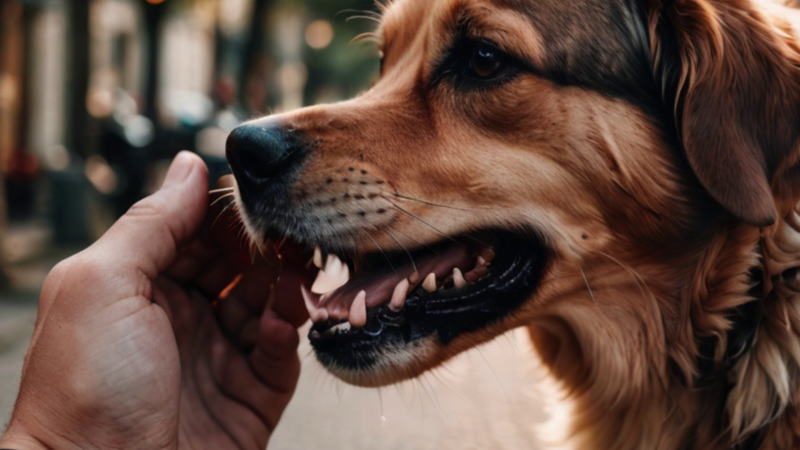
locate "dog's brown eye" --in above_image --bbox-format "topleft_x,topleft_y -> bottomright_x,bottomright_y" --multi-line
432,38 -> 518,89
469,44 -> 503,79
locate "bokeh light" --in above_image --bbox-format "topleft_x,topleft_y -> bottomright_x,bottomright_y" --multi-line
305,20 -> 334,49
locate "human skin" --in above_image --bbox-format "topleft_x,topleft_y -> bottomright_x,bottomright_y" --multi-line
0,152 -> 308,449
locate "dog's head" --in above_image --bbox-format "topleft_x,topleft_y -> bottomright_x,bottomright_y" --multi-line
227,0 -> 800,386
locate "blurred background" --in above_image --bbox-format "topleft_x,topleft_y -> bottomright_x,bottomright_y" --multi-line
0,0 -> 552,448
0,0 -> 380,274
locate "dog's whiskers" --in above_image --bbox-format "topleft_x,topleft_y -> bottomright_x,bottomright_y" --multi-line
210,192 -> 236,208
351,32 -> 382,46
384,191 -> 483,212
208,187 -> 235,195
595,250 -> 657,309
338,214 -> 397,272
580,268 -> 597,303
363,230 -> 396,272
381,226 -> 418,273
338,8 -> 382,23
211,197 -> 237,228
385,199 -> 457,243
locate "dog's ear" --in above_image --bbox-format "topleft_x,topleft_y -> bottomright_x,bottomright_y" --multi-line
648,0 -> 800,226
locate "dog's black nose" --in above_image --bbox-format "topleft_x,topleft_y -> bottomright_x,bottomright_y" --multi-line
226,123 -> 307,201
227,124 -> 292,183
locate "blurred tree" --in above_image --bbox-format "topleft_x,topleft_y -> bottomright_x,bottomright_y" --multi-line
301,0 -> 380,103
48,0 -> 93,245
65,0 -> 91,159
0,0 -> 9,289
239,0 -> 273,115
142,0 -> 170,126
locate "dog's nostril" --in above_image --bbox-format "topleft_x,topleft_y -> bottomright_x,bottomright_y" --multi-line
226,124 -> 297,184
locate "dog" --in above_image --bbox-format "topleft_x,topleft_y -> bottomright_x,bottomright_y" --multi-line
226,0 -> 800,448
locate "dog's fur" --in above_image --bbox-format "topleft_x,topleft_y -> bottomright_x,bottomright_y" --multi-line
242,0 -> 800,447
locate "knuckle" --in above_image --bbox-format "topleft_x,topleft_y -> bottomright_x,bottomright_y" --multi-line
125,197 -> 165,220
43,253 -> 104,297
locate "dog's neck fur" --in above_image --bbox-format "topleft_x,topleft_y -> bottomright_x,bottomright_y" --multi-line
530,205 -> 800,450
522,3 -> 800,448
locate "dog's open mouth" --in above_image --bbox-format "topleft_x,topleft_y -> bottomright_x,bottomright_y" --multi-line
274,229 -> 547,372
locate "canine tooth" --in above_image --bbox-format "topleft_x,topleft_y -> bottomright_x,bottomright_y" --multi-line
477,256 -> 488,267
453,268 -> 466,289
390,279 -> 410,312
481,248 -> 496,263
423,273 -> 437,292
311,254 -> 350,294
349,290 -> 368,327
313,246 -> 323,269
301,285 -> 329,323
408,271 -> 420,283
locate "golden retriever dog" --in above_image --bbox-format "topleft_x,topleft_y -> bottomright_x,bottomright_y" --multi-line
225,0 -> 800,448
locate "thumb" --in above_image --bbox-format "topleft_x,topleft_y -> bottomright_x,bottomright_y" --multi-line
93,151 -> 209,279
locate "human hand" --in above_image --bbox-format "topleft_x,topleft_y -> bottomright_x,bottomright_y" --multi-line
0,152 -> 309,449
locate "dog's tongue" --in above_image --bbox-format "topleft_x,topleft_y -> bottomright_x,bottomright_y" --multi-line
307,244 -> 473,321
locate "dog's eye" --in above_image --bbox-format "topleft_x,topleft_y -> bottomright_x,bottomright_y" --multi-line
468,43 -> 504,79
433,38 -> 519,89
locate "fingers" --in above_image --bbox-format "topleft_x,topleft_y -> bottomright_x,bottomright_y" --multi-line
247,311 -> 301,422
209,317 -> 300,434
164,240 -> 222,284
217,266 -> 277,348
91,152 -> 209,281
268,266 -> 311,328
178,298 -> 269,449
176,289 -> 298,446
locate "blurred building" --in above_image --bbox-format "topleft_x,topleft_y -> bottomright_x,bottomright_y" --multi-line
0,0 -> 379,291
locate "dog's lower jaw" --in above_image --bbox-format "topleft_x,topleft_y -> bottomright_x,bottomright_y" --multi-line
318,337 -> 439,387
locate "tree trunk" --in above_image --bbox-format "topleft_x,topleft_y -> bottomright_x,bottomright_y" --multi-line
142,2 -> 167,126
64,0 -> 91,159
238,0 -> 272,115
0,0 -> 10,290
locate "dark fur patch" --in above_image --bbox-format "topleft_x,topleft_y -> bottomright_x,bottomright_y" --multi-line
497,0 -> 660,109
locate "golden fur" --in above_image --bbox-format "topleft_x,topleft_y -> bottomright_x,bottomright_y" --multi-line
239,0 -> 800,447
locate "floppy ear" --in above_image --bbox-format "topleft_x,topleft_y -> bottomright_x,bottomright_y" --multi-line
649,0 -> 800,226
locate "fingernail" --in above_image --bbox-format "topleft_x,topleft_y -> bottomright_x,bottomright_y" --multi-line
162,151 -> 196,187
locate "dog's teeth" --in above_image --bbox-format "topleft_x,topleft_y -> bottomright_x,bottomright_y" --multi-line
480,247 -> 496,264
408,271 -> 420,284
301,285 -> 329,323
390,279 -> 409,312
325,253 -> 345,274
453,268 -> 466,289
328,322 -> 352,334
349,290 -> 368,327
313,246 -> 323,269
311,253 -> 350,294
477,256 -> 488,267
423,273 -> 437,292
465,266 -> 488,283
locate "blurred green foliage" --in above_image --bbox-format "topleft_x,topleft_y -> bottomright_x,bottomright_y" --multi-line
298,0 -> 381,100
